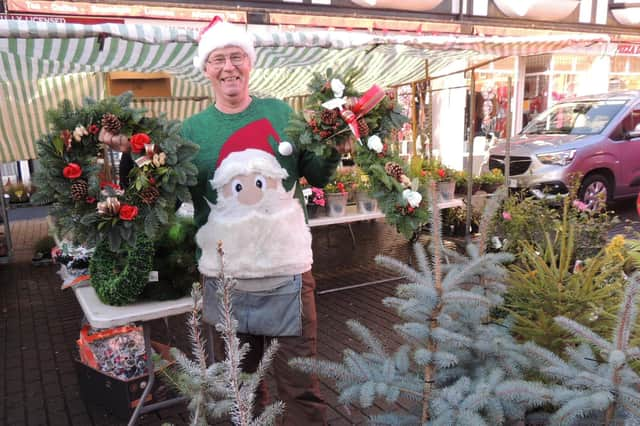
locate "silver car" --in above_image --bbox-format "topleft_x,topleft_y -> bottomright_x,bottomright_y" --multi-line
487,91 -> 640,209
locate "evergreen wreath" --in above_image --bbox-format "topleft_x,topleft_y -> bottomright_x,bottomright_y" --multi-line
32,92 -> 199,251
287,68 -> 429,239
89,233 -> 155,306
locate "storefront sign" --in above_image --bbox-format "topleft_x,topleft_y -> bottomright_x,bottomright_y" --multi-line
0,13 -> 123,23
7,0 -> 246,22
617,43 -> 640,55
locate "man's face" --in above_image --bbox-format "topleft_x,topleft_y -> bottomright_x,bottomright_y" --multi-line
205,46 -> 251,104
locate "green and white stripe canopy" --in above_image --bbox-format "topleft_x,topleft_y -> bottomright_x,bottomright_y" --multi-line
0,20 -> 608,162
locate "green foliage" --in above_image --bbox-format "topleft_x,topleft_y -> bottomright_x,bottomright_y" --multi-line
284,68 -> 407,159
4,181 -> 32,203
88,234 -> 154,306
290,193 -> 550,424
31,92 -> 199,251
141,217 -> 198,301
490,191 -> 616,261
503,199 -> 626,354
33,235 -> 56,255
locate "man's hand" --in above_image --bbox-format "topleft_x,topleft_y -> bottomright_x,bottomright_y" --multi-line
98,128 -> 130,152
334,136 -> 354,155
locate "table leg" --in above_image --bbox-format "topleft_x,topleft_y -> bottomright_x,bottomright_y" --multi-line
128,323 -> 154,426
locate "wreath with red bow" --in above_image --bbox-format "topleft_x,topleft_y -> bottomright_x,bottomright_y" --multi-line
286,69 -> 431,239
32,93 -> 199,252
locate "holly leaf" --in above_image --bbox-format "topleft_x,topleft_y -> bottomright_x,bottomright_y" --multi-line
52,136 -> 64,156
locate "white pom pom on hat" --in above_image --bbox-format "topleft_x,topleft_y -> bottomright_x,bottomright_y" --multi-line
278,141 -> 293,156
193,16 -> 257,72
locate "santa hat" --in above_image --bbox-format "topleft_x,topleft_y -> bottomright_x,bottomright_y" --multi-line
193,16 -> 257,72
212,118 -> 294,189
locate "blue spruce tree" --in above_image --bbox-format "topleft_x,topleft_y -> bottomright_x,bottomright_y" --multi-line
291,186 -> 553,424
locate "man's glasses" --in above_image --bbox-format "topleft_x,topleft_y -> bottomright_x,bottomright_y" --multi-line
206,53 -> 247,69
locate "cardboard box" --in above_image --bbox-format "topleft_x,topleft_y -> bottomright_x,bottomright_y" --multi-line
107,71 -> 171,98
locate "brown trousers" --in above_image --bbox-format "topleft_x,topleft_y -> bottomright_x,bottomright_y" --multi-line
212,271 -> 328,425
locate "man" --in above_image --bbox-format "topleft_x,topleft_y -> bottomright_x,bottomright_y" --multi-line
102,17 -> 350,424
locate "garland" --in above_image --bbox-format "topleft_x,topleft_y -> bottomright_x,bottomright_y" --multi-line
286,69 -> 430,239
32,92 -> 199,251
89,234 -> 154,306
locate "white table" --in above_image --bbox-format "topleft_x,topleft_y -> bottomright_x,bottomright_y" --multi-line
73,284 -> 192,426
310,198 -> 465,294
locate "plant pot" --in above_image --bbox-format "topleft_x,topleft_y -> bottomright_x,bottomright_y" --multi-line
306,204 -> 321,219
325,192 -> 348,217
438,180 -> 456,201
355,191 -> 378,214
481,183 -> 501,193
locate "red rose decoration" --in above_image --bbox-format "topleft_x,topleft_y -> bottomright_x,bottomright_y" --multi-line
86,196 -> 96,204
130,133 -> 151,153
88,124 -> 100,134
119,204 -> 138,221
63,163 -> 82,179
437,168 -> 446,179
100,181 -> 122,191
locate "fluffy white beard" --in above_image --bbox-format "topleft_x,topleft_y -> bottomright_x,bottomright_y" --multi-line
196,188 -> 313,278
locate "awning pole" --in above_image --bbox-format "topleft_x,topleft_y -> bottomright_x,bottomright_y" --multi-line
425,60 -> 433,159
0,167 -> 13,259
504,77 -> 513,186
466,69 -> 476,243
411,82 -> 418,156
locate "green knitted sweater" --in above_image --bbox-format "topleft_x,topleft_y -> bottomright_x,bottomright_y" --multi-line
181,97 -> 341,231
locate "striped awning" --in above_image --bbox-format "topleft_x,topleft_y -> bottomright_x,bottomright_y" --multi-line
0,20 -> 609,162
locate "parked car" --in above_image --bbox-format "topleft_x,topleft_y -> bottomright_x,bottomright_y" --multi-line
487,91 -> 640,210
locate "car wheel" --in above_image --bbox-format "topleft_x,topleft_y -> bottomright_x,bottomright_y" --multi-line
579,174 -> 610,211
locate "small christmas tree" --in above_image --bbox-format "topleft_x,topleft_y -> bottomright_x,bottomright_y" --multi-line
162,243 -> 283,425
290,185 -> 550,424
516,274 -> 640,425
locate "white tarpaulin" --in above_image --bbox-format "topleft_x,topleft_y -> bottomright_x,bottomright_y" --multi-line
0,20 -> 609,162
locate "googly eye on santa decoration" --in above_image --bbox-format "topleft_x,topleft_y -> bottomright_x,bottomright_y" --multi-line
231,178 -> 244,196
254,175 -> 267,191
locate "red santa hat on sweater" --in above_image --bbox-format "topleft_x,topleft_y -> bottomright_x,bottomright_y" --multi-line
193,16 -> 257,71
212,118 -> 294,189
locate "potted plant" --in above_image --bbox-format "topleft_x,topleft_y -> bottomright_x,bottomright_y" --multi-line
5,181 -> 31,204
353,168 -> 378,214
478,168 -> 504,193
303,186 -> 325,218
421,158 -> 456,201
323,180 -> 349,217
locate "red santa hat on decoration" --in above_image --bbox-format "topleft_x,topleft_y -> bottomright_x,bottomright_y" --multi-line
212,118 -> 294,189
193,16 -> 257,71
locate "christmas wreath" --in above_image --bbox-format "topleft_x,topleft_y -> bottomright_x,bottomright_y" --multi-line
32,93 -> 199,305
286,69 -> 430,239
32,92 -> 199,251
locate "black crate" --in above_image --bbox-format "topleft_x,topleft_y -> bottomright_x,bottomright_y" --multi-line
74,358 -> 155,420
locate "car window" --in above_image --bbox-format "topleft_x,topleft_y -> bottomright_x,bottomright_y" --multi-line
521,99 -> 629,136
610,108 -> 640,141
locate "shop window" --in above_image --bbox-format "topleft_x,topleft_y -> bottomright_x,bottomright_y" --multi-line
553,56 -> 574,72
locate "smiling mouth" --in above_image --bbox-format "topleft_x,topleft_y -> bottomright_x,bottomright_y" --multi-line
221,77 -> 240,83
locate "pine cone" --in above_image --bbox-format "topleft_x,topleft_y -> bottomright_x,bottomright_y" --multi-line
70,179 -> 88,201
385,161 -> 404,181
101,113 -> 122,135
139,186 -> 160,205
320,109 -> 339,125
357,119 -> 369,137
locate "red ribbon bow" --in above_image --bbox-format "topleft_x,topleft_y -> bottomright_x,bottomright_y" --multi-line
340,85 -> 386,141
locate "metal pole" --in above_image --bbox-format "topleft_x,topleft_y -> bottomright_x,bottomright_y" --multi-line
425,60 -> 433,159
504,77 -> 513,186
411,82 -> 418,156
0,167 -> 12,259
466,70 -> 476,243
